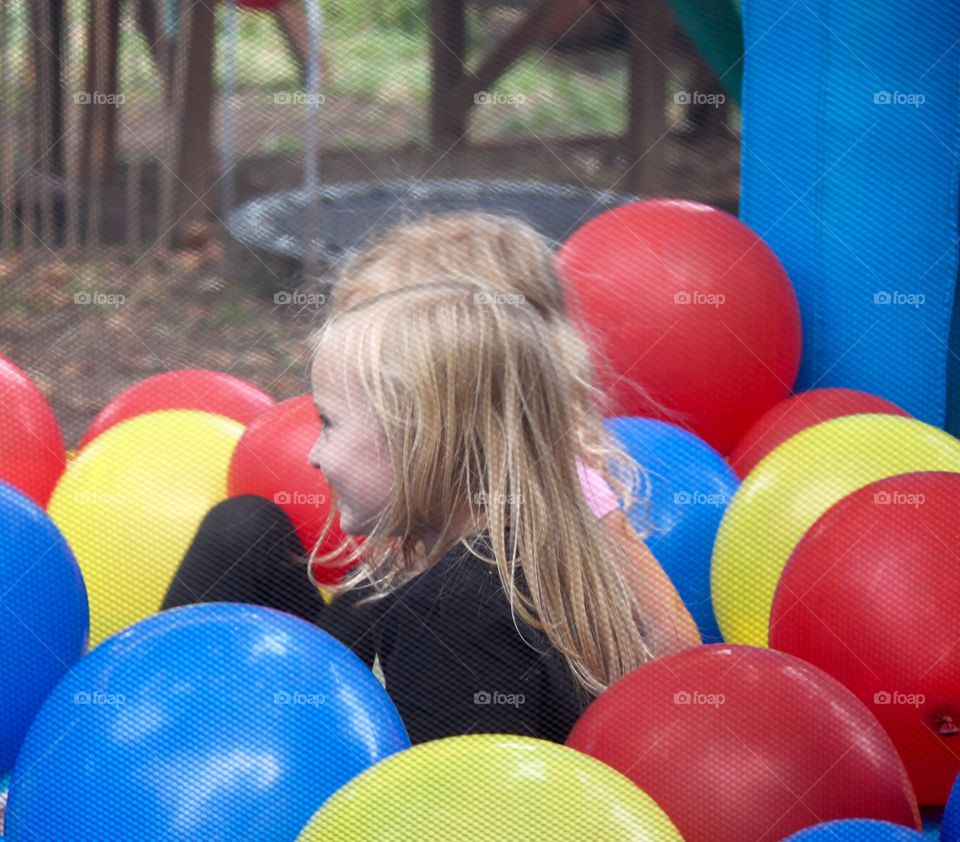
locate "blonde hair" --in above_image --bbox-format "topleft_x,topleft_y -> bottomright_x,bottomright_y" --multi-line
330,211 -> 682,493
307,211 -> 681,696
310,280 -> 659,697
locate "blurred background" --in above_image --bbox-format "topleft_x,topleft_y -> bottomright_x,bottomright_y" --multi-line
0,0 -> 740,447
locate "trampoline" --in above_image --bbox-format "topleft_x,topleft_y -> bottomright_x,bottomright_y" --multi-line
225,178 -> 639,296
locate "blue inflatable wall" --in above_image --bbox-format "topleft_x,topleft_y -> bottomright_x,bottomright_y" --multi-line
739,2 -> 960,432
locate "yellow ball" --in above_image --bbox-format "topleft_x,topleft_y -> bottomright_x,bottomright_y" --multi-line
48,410 -> 244,647
712,413 -> 960,645
296,734 -> 683,841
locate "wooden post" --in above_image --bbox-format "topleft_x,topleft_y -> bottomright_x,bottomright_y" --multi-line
63,0 -> 80,253
0,0 -> 13,253
428,0 -> 467,149
171,0 -> 215,244
623,0 -> 671,196
80,0 -> 122,248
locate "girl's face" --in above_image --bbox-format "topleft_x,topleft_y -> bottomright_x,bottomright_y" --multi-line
308,348 -> 396,536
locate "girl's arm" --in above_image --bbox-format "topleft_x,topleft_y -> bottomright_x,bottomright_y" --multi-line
604,508 -> 703,656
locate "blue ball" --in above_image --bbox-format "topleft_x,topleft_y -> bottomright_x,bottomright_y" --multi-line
5,602 -> 410,839
782,818 -> 925,840
944,773 -> 960,842
604,417 -> 739,643
0,481 -> 88,774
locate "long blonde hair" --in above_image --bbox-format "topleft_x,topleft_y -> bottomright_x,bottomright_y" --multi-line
329,211 -> 684,463
309,277 -> 659,696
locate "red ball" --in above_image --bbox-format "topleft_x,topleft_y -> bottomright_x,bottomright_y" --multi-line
566,644 -> 921,841
0,355 -> 66,507
79,370 -> 274,450
228,395 -> 356,586
729,388 -> 911,479
556,199 -> 802,455
770,471 -> 960,806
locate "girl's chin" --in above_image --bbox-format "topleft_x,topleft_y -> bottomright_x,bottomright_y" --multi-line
336,506 -> 362,535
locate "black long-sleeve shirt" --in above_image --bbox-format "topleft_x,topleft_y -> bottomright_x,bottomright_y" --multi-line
314,533 -> 593,745
160,497 -> 593,745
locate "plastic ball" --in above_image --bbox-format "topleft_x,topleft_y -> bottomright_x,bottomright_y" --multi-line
78,369 -> 273,450
943,775 -> 960,842
0,482 -> 87,774
781,818 -> 925,840
48,410 -> 244,646
605,416 -> 739,643
297,734 -> 683,841
567,644 -> 921,842
5,603 -> 409,839
228,395 -> 356,586
711,414 -> 960,645
0,354 -> 66,507
729,388 -> 910,479
556,199 -> 801,455
771,472 -> 960,805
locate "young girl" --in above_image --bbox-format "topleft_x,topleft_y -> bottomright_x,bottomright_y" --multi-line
319,211 -> 700,661
163,212 -> 700,743
302,264 -> 702,742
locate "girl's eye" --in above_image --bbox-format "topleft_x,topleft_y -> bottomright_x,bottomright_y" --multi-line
319,414 -> 332,430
